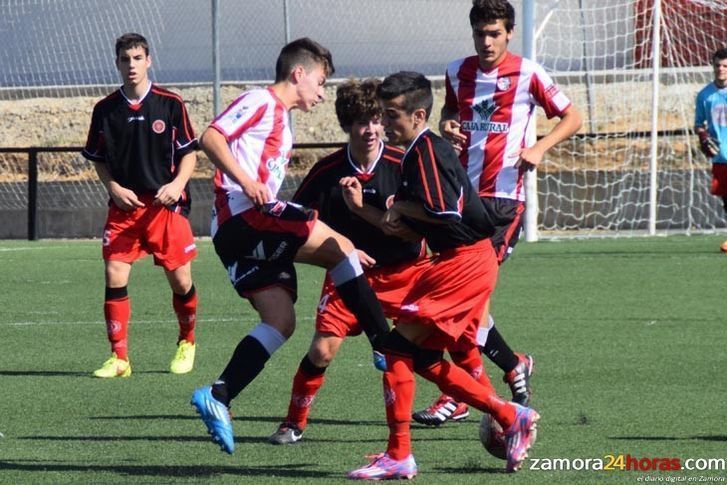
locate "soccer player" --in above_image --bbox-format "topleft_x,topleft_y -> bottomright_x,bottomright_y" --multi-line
82,33 -> 199,378
347,71 -> 540,479
268,78 -> 427,445
190,39 -> 391,455
695,47 -> 727,252
412,0 -> 583,423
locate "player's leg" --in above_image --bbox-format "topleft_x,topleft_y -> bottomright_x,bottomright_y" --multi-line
721,196 -> 727,252
270,332 -> 344,445
93,260 -> 133,378
413,346 -> 539,473
144,205 -> 199,374
192,285 -> 294,454
164,262 -> 197,374
349,326 -> 426,480
295,219 -> 389,352
411,342 -> 490,426
479,197 -> 534,403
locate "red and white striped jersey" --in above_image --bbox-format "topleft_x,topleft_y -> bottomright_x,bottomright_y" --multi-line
445,52 -> 571,201
209,87 -> 292,236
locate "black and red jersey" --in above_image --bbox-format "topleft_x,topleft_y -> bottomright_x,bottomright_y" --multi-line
82,83 -> 198,212
293,142 -> 423,267
396,128 -> 495,252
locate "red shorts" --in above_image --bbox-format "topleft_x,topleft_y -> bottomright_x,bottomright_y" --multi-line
392,238 -> 499,351
102,196 -> 197,271
315,256 -> 432,338
711,164 -> 727,197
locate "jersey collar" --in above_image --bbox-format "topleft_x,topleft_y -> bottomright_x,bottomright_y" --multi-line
402,127 -> 430,159
119,82 -> 152,107
346,140 -> 384,175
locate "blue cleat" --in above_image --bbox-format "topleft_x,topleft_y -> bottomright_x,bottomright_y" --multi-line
373,350 -> 387,372
190,386 -> 234,454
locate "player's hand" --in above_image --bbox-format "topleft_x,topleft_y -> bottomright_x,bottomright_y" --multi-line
698,129 -> 720,158
515,145 -> 546,171
356,249 -> 377,269
440,119 -> 466,152
381,207 -> 404,236
109,183 -> 145,211
242,180 -> 271,206
153,181 -> 183,207
339,176 -> 364,211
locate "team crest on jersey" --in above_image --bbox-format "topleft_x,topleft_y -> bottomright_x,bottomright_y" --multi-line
152,120 -> 166,134
234,106 -> 248,119
472,99 -> 498,120
461,99 -> 509,134
496,76 -> 511,91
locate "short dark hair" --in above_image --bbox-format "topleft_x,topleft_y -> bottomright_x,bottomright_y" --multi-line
335,78 -> 382,131
115,33 -> 149,59
377,71 -> 433,120
713,48 -> 727,64
275,37 -> 335,83
470,0 -> 515,32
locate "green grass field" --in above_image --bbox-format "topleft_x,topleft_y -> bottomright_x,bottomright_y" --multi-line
1,236 -> 726,484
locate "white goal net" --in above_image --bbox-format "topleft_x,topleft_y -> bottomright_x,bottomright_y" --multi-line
533,0 -> 727,237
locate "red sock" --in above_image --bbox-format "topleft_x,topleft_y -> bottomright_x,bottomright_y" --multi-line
384,354 -> 415,460
418,359 -> 516,429
285,366 -> 326,430
104,296 -> 130,360
450,345 -> 495,391
173,287 -> 197,344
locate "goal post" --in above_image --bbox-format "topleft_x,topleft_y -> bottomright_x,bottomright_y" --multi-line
530,0 -> 727,238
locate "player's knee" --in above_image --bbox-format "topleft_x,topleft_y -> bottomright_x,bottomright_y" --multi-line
308,348 -> 333,367
315,233 -> 356,269
413,349 -> 444,374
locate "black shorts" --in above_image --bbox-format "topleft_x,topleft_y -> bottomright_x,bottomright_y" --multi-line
479,196 -> 524,264
212,201 -> 318,302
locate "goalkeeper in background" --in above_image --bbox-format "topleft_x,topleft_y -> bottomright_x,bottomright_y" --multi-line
695,47 -> 727,252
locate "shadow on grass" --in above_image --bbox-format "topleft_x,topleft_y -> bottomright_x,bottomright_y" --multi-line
0,370 -> 88,377
610,435 -> 727,442
434,465 -> 505,474
19,434 -> 474,445
0,461 -> 335,479
89,414 -> 385,426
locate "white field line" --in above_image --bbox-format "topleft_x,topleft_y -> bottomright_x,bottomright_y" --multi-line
2,316 -> 314,327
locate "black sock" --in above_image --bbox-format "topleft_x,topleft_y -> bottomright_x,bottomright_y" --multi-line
212,335 -> 271,406
482,326 -> 518,373
300,354 -> 327,376
335,274 -> 389,348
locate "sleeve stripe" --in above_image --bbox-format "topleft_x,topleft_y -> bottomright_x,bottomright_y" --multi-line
294,156 -> 342,197
212,104 -> 267,142
424,135 -> 446,212
414,146 -> 435,209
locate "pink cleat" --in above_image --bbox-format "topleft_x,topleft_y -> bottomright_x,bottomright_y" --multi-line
348,452 -> 417,480
503,404 -> 540,473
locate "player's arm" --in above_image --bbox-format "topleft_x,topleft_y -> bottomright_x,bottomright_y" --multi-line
93,161 -> 145,211
340,176 -> 422,242
439,72 -> 466,151
83,104 -> 143,211
518,105 -> 582,170
694,97 -> 719,158
200,127 -> 270,206
155,99 -> 199,206
154,151 -> 196,206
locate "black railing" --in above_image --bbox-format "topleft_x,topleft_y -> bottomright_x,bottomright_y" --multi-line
0,142 -> 345,240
